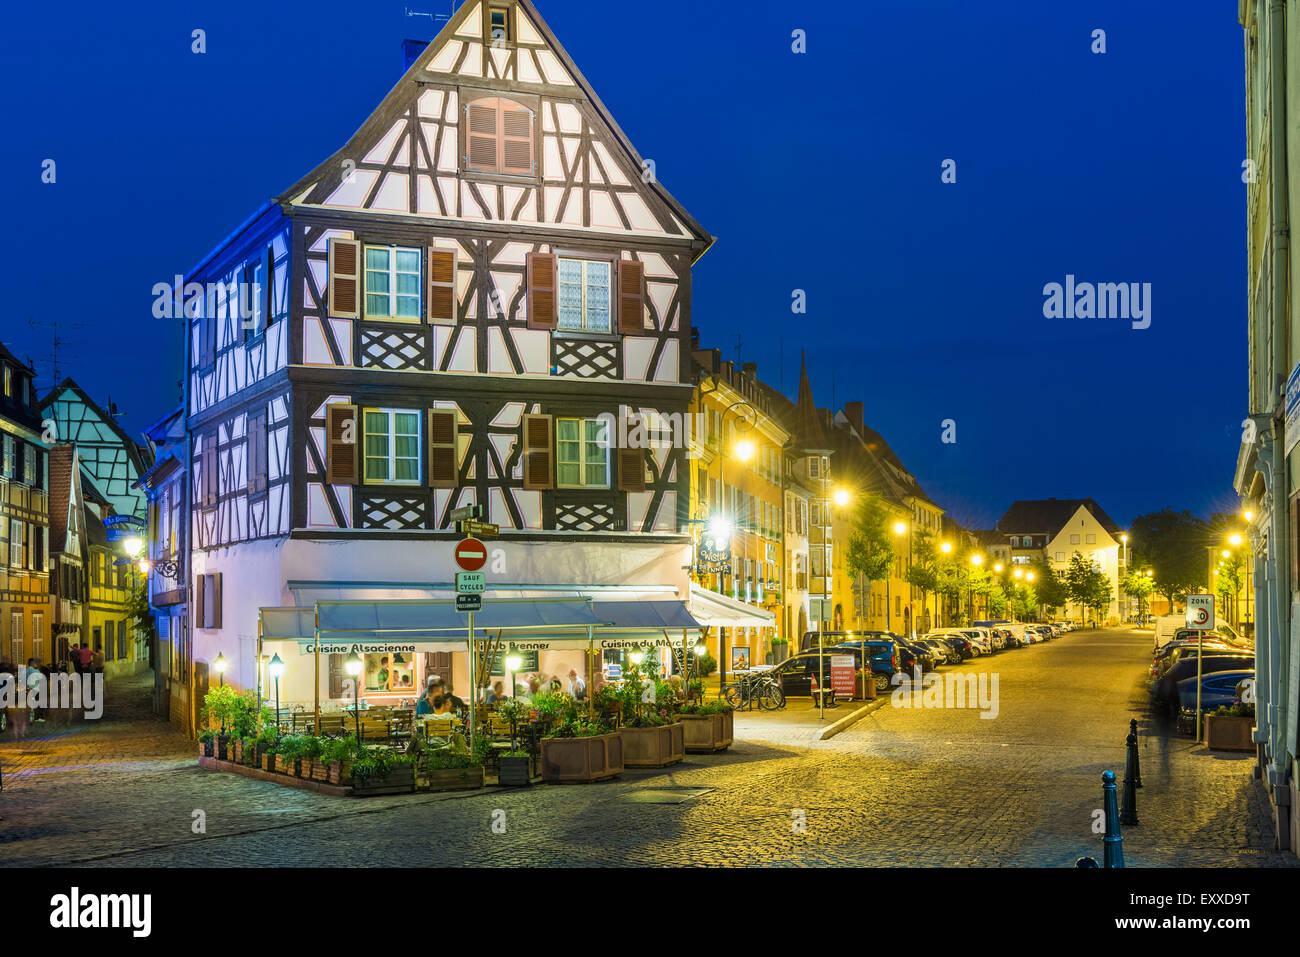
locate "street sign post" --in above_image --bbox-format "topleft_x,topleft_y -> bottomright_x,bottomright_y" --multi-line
454,538 -> 488,572
460,519 -> 499,538
449,504 -> 485,523
1186,593 -> 1215,741
455,571 -> 485,593
456,593 -> 482,612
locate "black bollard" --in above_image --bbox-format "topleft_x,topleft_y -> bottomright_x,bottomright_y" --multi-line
1121,727 -> 1139,825
1103,770 -> 1125,868
1076,856 -> 1099,868
1129,718 -> 1143,788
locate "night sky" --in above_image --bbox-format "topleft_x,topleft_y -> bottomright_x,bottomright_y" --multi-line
0,0 -> 1244,530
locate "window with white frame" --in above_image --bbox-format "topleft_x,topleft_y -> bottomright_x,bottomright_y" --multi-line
556,417 -> 609,488
557,258 -> 611,333
1085,533 -> 1096,544
1,434 -> 12,478
363,409 -> 422,484
10,612 -> 21,665
1070,534 -> 1080,544
364,246 -> 422,321
9,519 -> 22,568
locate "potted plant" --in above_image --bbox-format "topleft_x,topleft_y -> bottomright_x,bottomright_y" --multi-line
322,736 -> 359,785
541,714 -> 622,783
618,675 -> 684,768
276,734 -> 307,775
197,727 -> 216,758
772,636 -> 790,665
676,700 -> 735,753
421,736 -> 488,791
350,746 -> 416,795
1204,703 -> 1255,751
497,749 -> 534,786
256,722 -> 279,771
298,736 -> 323,779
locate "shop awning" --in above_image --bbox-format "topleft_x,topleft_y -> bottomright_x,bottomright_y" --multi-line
260,607 -> 315,641
687,583 -> 776,628
313,597 -> 608,644
589,600 -> 701,631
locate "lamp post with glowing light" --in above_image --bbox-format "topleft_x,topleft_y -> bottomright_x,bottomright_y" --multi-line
269,653 -> 285,734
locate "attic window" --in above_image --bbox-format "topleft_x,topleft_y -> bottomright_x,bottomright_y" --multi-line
489,6 -> 510,42
464,96 -> 534,176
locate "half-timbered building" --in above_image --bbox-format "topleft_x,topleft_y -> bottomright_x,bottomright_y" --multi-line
182,0 -> 711,705
0,343 -> 50,669
40,379 -> 150,520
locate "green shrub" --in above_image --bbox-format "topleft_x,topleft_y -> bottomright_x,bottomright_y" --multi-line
696,653 -> 718,679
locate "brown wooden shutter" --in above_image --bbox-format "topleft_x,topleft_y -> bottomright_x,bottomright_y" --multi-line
618,448 -> 645,492
501,104 -> 534,175
328,653 -> 344,698
324,403 -> 359,486
427,247 -> 457,322
617,259 -> 645,335
194,575 -> 205,629
211,573 -> 223,629
328,238 -> 361,319
466,101 -> 499,170
202,435 -> 218,507
428,409 -> 459,489
521,414 -> 553,490
526,252 -> 556,330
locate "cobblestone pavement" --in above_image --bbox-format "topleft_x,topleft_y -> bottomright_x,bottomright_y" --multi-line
1,630 -> 1292,867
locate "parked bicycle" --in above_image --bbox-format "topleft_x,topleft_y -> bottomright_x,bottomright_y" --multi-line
721,670 -> 786,711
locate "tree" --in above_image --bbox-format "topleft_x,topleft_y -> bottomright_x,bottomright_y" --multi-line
1010,583 -> 1037,621
906,528 -> 940,629
1130,509 -> 1210,609
1122,570 -> 1155,619
1031,559 -> 1068,613
1086,570 -> 1114,623
1063,552 -> 1096,616
1214,550 -> 1246,625
845,495 -> 896,622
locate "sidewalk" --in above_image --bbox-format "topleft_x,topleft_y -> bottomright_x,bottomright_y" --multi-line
732,696 -> 884,745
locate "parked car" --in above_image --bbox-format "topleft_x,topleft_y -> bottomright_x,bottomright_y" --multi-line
940,634 -> 974,661
931,626 -> 991,655
816,637 -> 901,692
988,627 -> 1011,650
1153,653 -> 1257,714
1174,669 -> 1256,714
799,630 -> 894,654
772,651 -> 857,698
895,635 -> 939,672
918,634 -> 961,666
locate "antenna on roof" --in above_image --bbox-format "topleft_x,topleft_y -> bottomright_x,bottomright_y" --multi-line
28,315 -> 86,394
406,0 -> 457,27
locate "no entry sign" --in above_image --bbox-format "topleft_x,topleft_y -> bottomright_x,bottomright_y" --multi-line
454,538 -> 488,572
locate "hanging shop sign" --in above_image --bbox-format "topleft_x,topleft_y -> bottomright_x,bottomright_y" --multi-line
1287,362 -> 1300,456
301,642 -> 419,656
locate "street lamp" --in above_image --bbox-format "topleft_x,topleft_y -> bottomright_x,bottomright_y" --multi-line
833,488 -> 850,508
214,651 -> 227,688
345,652 -> 363,742
268,653 -> 285,733
940,541 -> 952,554
734,439 -> 755,463
506,652 -> 522,698
1228,533 -> 1243,547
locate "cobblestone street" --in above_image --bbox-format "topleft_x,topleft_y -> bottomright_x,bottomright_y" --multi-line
1,629 -> 1291,867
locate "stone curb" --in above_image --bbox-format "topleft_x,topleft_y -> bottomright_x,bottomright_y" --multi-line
814,697 -> 889,740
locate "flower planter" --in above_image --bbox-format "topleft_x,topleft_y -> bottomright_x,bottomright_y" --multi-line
199,741 -> 214,758
298,758 -> 314,780
351,765 -> 416,796
217,738 -> 232,761
425,765 -> 485,792
679,711 -> 734,753
328,760 -> 353,786
261,754 -> 275,772
540,732 -> 623,782
1204,714 -> 1255,752
621,723 -> 685,768
497,755 -> 533,786
773,644 -> 790,665
311,761 -> 330,783
275,754 -> 299,776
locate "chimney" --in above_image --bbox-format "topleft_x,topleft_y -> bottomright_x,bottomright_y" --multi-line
742,361 -> 757,379
844,401 -> 864,436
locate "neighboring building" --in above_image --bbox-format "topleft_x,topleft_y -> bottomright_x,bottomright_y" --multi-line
1236,0 -> 1296,858
46,445 -> 87,663
135,406 -> 190,730
785,356 -> 840,638
40,379 -> 149,520
0,343 -> 51,668
689,350 -> 784,675
996,497 -> 1123,622
180,0 -> 713,711
81,503 -> 141,679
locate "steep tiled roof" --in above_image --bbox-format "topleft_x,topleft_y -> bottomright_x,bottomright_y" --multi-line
793,353 -> 831,453
996,498 -> 1121,536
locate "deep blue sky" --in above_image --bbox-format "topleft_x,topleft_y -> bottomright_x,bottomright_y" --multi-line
0,0 -> 1245,529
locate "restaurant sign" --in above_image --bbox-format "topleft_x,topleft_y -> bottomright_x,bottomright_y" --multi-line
697,541 -> 731,575
301,643 -> 420,656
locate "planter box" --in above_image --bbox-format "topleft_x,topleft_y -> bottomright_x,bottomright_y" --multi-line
298,758 -> 314,780
680,711 -> 734,753
541,732 -> 623,782
854,674 -> 880,701
352,765 -> 415,796
773,644 -> 790,665
261,754 -> 275,772
497,755 -> 533,786
622,723 -> 685,768
311,761 -> 330,783
217,739 -> 232,761
1204,714 -> 1255,752
199,742 -> 214,758
275,755 -> 299,776
328,761 -> 353,786
425,765 -> 485,792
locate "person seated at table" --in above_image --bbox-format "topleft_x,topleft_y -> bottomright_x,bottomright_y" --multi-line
667,674 -> 686,701
428,694 -> 456,718
548,676 -> 563,693
485,680 -> 505,706
414,687 -> 434,716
